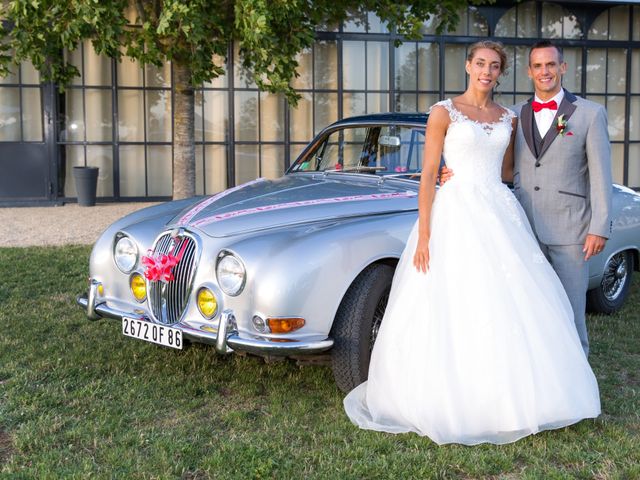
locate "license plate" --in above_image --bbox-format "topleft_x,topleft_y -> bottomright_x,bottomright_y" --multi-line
122,317 -> 183,350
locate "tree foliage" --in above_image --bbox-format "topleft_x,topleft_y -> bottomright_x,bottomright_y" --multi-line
0,0 -> 488,198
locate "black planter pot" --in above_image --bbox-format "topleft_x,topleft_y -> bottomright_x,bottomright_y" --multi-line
73,166 -> 99,207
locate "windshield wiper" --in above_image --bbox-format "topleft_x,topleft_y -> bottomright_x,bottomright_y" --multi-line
324,166 -> 387,174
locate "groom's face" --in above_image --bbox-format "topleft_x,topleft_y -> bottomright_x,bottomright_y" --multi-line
527,47 -> 567,99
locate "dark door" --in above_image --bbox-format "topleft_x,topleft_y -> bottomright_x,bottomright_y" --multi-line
0,77 -> 56,205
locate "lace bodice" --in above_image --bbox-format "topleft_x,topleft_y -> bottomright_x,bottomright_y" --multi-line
431,99 -> 516,186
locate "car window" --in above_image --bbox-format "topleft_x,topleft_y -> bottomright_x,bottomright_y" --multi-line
290,124 -> 425,175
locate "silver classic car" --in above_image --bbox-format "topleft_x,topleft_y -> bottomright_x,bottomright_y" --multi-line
78,113 -> 640,392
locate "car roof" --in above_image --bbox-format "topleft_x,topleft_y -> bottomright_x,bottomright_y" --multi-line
329,112 -> 428,127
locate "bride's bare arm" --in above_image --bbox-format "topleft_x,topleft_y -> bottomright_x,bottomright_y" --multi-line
501,117 -> 517,183
413,106 -> 449,273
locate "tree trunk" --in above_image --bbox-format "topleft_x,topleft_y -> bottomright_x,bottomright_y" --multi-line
172,60 -> 195,200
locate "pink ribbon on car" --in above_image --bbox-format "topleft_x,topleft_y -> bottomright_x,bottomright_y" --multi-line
141,239 -> 188,283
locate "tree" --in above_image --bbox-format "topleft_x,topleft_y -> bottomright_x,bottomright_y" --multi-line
0,0 -> 485,200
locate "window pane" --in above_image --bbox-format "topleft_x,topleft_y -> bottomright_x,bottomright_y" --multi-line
517,2 -> 538,38
419,94 -> 440,113
22,87 -> 43,142
195,90 -> 204,142
315,41 -> 338,90
418,43 -> 439,91
203,55 -> 228,89
635,7 -> 640,41
261,145 -> 284,179
314,92 -> 337,134
146,90 -> 171,142
117,56 -> 143,86
0,87 -> 20,141
63,145 -> 85,197
608,49 -> 626,94
119,145 -> 146,196
367,12 -> 388,33
343,41 -> 365,90
367,93 -> 388,113
344,93 -> 366,117
629,97 -> 640,141
396,94 -> 417,112
446,8 -> 468,35
146,62 -> 171,88
205,144 -> 227,194
235,91 -> 258,142
260,93 -> 285,141
291,48 -> 312,90
234,44 -> 256,89
87,145 -> 113,197
203,90 -> 228,142
62,89 -> 85,142
0,56 -> 18,84
588,10 -> 608,40
500,46 -> 517,93
66,47 -> 83,85
195,144 -> 204,195
495,7 -> 516,37
469,7 -> 488,36
586,48 -> 606,93
395,43 -> 416,91
344,12 -> 366,33
118,89 -> 144,141
444,44 -> 466,92
609,6 -> 629,41
632,50 -> 640,93
86,89 -> 113,141
541,3 -> 581,39
290,144 -> 306,164
84,41 -> 111,86
235,144 -> 259,184
147,145 -> 172,196
562,48 -> 582,94
629,143 -> 640,188
290,92 -> 312,142
515,46 -> 531,92
606,96 -> 626,142
21,61 -> 40,85
367,42 -> 389,90
611,143 -> 624,185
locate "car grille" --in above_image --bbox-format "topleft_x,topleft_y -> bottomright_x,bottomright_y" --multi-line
148,232 -> 198,325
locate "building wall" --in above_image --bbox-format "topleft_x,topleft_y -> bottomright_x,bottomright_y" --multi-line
1,1 -> 639,203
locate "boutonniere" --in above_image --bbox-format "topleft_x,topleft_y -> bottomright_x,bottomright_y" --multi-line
556,114 -> 573,136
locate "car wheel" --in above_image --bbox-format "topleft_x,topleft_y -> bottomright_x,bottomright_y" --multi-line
587,250 -> 634,314
330,263 -> 394,393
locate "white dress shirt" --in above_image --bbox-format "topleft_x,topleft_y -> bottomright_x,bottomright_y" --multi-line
534,89 -> 564,138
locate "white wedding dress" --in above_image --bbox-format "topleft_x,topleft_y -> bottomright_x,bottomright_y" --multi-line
343,99 -> 601,445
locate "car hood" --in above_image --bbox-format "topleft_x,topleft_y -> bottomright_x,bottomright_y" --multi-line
168,174 -> 419,237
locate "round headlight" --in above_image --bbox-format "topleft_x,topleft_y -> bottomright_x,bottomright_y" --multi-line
216,252 -> 246,296
114,235 -> 138,273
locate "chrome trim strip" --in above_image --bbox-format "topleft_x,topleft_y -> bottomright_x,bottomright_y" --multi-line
76,295 -> 334,355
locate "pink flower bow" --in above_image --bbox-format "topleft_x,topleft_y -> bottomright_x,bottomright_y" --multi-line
141,239 -> 187,283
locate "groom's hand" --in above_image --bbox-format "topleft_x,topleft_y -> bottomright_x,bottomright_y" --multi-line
439,166 -> 454,185
583,234 -> 607,261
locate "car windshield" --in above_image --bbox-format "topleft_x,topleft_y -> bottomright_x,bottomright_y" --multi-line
289,125 -> 425,176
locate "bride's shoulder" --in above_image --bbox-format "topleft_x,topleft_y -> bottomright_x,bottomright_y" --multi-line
428,98 -> 459,122
496,103 -> 518,122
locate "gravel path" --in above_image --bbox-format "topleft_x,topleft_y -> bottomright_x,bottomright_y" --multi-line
1,202 -> 160,247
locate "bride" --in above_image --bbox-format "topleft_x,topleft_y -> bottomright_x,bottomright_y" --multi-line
343,41 -> 601,445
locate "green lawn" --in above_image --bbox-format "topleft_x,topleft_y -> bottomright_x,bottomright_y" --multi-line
1,246 -> 639,479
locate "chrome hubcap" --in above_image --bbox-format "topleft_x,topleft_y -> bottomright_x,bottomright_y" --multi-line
602,253 -> 628,301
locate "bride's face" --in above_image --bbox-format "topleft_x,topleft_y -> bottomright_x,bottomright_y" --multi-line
465,48 -> 502,92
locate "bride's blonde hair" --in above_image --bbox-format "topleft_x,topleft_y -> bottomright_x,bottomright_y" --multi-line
466,41 -> 508,75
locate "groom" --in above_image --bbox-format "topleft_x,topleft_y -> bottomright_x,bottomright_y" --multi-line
443,40 -> 612,356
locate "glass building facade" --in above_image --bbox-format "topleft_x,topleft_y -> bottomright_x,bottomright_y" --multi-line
1,1 -> 639,205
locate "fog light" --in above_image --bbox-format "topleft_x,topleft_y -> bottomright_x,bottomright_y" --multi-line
97,283 -> 104,296
267,317 -> 305,334
252,315 -> 269,333
130,273 -> 146,302
197,288 -> 218,319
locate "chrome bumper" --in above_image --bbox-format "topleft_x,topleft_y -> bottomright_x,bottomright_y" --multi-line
76,284 -> 334,356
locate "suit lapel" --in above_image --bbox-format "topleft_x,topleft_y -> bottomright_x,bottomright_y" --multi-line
520,98 -> 537,158
537,89 -> 578,159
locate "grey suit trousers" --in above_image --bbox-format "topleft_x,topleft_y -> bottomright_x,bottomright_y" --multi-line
538,242 -> 590,356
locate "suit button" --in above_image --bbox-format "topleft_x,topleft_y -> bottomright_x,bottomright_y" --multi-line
535,162 -> 541,167
534,186 -> 540,191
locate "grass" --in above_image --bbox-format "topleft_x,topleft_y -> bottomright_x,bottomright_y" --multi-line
0,246 -> 639,479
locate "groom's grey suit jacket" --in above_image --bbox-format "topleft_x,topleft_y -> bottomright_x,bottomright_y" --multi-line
511,89 -> 612,246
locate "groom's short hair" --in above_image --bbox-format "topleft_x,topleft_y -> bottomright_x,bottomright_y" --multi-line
529,40 -> 564,64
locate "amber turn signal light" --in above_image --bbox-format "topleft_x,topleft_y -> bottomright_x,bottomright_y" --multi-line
130,273 -> 146,302
267,317 -> 305,334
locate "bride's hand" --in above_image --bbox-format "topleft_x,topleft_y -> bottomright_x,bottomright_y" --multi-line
413,237 -> 430,273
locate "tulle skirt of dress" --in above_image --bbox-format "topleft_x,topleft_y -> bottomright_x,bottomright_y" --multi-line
343,179 -> 601,445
